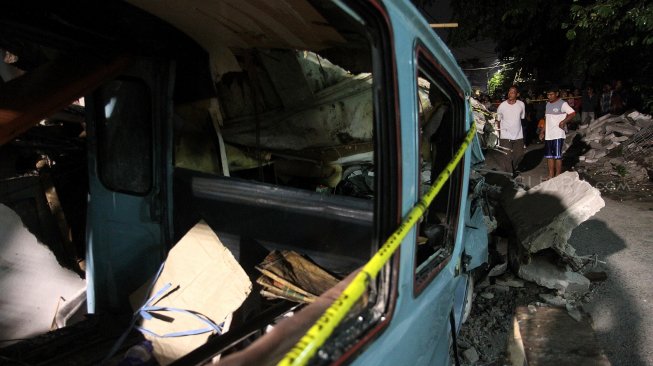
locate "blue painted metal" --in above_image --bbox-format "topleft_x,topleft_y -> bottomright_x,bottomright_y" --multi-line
82,0 -> 487,361
348,1 -> 484,365
85,59 -> 174,312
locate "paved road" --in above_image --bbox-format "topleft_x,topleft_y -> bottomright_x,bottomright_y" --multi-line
569,198 -> 653,366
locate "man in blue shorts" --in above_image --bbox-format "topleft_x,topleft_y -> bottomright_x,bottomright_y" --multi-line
539,85 -> 576,179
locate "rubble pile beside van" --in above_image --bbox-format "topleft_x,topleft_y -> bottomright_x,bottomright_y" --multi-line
575,111 -> 653,199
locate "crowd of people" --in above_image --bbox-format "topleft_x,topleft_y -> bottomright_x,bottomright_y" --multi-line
482,81 -> 631,143
482,80 -> 633,180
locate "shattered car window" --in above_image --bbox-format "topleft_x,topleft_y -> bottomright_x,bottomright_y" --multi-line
95,79 -> 153,194
414,61 -> 465,291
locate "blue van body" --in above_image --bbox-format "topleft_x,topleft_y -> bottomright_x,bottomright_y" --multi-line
81,1 -> 490,364
0,0 -> 489,364
347,2 -> 487,365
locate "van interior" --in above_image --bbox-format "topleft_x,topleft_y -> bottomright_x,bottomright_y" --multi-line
0,1 -> 403,363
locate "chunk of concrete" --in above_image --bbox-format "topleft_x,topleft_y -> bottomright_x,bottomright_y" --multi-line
593,149 -> 608,159
627,111 -> 652,121
566,303 -> 583,322
609,157 -> 625,165
586,115 -> 619,134
0,204 -> 86,345
462,347 -> 480,364
517,255 -> 590,294
502,171 -> 605,254
605,142 -> 620,150
496,276 -> 525,288
539,293 -> 567,307
605,123 -> 638,136
634,118 -> 653,129
589,141 -> 603,149
488,262 -> 508,277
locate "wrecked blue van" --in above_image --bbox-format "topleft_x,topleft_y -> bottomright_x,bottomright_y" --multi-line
0,0 -> 489,364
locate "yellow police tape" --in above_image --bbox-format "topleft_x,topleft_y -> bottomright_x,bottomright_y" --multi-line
278,122 -> 477,366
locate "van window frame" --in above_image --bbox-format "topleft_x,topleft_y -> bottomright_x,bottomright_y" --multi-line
94,76 -> 154,195
323,0 -> 401,362
412,44 -> 466,296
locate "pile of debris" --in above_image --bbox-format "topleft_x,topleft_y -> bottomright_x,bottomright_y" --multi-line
574,111 -> 653,199
457,172 -> 608,365
471,98 -> 500,152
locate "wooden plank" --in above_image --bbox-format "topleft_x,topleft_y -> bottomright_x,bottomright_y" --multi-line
509,305 -> 611,366
0,54 -> 130,145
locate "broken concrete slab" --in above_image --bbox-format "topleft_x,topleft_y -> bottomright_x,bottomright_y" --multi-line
480,292 -> 495,300
593,149 -> 608,159
510,306 -> 610,366
516,255 -> 590,294
589,141 -> 603,149
462,347 -> 480,363
496,276 -> 525,288
604,142 -> 620,150
627,111 -> 652,121
609,157 -> 625,165
0,204 -> 86,345
634,118 -> 653,129
502,171 -> 605,254
488,262 -> 507,277
565,303 -> 583,322
586,115 -> 621,134
605,123 -> 639,136
539,293 -> 567,307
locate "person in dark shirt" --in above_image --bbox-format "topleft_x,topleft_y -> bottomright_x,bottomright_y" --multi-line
600,83 -> 613,116
581,86 -> 598,125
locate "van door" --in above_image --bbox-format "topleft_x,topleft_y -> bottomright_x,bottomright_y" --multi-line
85,58 -> 174,312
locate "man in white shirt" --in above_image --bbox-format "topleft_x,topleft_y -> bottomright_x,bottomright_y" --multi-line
539,85 -> 576,179
496,85 -> 526,175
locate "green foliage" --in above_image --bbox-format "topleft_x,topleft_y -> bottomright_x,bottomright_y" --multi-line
448,0 -> 572,85
616,164 -> 627,177
566,0 -> 653,46
448,0 -> 653,112
487,69 -> 506,97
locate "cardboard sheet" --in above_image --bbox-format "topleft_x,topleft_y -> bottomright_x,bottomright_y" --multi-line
132,220 -> 251,365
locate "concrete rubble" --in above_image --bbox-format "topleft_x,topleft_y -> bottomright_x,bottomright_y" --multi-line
0,204 -> 86,345
462,347 -> 480,364
459,101 -> 623,366
493,171 -> 604,294
502,171 -> 605,255
575,111 -> 653,198
516,254 -> 590,294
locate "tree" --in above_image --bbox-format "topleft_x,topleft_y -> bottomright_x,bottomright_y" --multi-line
564,0 -> 653,110
487,69 -> 506,98
447,0 -> 572,86
443,0 -> 653,111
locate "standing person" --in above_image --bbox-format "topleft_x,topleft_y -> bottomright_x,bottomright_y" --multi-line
539,86 -> 576,179
496,85 -> 526,176
524,89 -> 536,145
581,86 -> 598,125
611,79 -> 627,114
600,83 -> 613,116
572,88 -> 582,126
